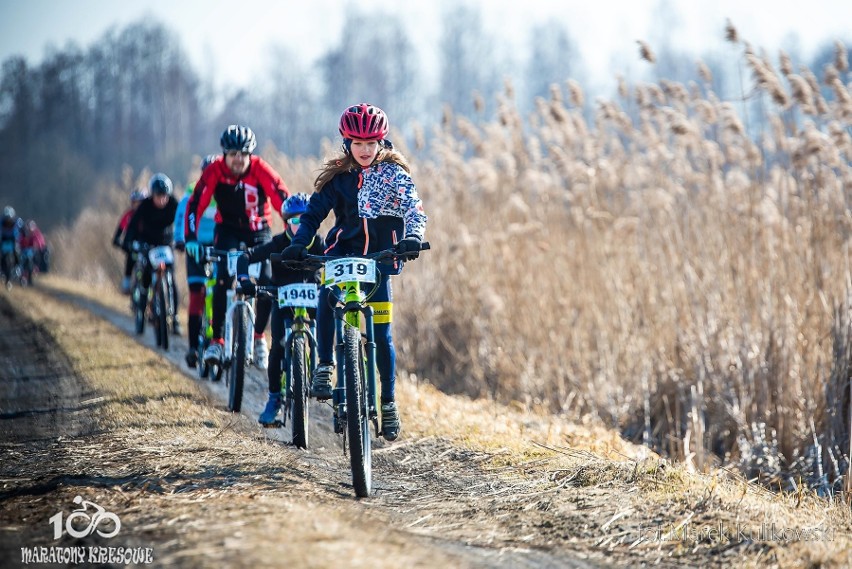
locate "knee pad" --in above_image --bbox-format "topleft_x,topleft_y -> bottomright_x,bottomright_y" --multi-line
188,288 -> 205,315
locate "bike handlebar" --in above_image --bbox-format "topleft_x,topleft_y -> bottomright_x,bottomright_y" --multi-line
251,285 -> 281,299
201,246 -> 246,263
269,241 -> 430,269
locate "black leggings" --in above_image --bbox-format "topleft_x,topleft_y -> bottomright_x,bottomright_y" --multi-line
267,305 -> 317,393
124,252 -> 134,277
211,227 -> 273,341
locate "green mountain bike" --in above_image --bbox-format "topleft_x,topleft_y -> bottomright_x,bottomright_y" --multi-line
196,251 -> 221,381
275,241 -> 429,497
254,283 -> 318,449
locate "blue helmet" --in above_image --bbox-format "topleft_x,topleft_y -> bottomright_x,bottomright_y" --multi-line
201,154 -> 218,171
130,188 -> 147,202
283,193 -> 310,217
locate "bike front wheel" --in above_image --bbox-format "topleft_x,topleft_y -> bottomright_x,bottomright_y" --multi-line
197,308 -> 211,379
290,334 -> 310,449
344,324 -> 371,497
133,284 -> 145,335
228,305 -> 248,412
154,276 -> 169,350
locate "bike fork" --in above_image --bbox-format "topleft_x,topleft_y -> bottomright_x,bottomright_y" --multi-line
332,310 -> 346,433
361,306 -> 378,422
332,306 -> 378,430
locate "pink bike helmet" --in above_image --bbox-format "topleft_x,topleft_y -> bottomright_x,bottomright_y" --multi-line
338,103 -> 389,141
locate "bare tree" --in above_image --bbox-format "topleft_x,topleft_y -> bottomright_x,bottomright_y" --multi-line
438,2 -> 500,118
319,10 -> 421,132
524,21 -> 581,110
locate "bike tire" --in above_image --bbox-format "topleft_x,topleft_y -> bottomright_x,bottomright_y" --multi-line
134,284 -> 145,335
154,277 -> 169,350
291,334 -> 309,449
344,324 -> 371,497
160,276 -> 170,350
228,305 -> 247,412
197,311 -> 210,379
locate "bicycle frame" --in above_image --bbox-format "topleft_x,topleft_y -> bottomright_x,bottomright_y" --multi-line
256,284 -> 319,446
203,260 -> 217,342
283,306 -> 318,385
331,281 -> 379,425
272,242 -> 429,497
195,258 -> 219,378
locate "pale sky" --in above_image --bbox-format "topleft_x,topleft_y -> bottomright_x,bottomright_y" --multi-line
1,0 -> 849,95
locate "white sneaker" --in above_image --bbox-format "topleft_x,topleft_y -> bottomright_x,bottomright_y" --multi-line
203,342 -> 224,366
254,337 -> 269,370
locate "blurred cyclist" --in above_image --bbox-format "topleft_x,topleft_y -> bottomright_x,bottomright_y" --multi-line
113,189 -> 148,293
122,174 -> 180,334
1,206 -> 22,286
175,154 -> 218,367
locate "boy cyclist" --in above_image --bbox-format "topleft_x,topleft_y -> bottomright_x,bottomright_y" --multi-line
235,193 -> 325,426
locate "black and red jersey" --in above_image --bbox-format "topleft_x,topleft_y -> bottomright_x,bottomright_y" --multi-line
185,156 -> 289,241
123,196 -> 178,248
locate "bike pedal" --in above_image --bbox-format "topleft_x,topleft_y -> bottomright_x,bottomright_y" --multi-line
333,409 -> 347,434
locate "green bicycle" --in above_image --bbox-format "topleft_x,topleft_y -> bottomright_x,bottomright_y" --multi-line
253,283 -> 318,449
196,251 -> 220,381
275,241 -> 429,497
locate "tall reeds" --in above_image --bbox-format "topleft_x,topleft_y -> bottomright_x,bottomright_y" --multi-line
54,34 -> 852,493
395,36 -> 852,493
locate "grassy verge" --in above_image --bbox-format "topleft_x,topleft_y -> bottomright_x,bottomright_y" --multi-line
27,274 -> 852,567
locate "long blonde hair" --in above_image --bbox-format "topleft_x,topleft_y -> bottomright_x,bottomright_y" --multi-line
314,146 -> 411,191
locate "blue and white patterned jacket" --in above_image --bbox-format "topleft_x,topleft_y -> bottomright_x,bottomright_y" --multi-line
291,161 -> 427,274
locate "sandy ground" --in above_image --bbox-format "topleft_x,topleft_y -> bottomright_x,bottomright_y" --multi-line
1,277 -> 850,568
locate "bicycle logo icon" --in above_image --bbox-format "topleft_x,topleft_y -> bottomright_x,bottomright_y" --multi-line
49,496 -> 122,539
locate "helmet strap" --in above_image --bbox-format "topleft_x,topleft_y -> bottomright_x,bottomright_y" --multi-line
342,139 -> 352,155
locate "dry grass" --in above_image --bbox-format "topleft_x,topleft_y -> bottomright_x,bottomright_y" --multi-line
50,35 -> 852,496
392,36 -> 852,496
9,278 -> 852,567
1,284 -> 473,569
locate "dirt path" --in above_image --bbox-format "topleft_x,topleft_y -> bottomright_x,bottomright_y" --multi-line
1,279 -> 850,568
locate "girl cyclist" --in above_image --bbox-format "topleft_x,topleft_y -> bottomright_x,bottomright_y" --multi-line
280,103 -> 427,441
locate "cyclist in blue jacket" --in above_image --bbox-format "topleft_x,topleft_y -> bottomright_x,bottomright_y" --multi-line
235,193 -> 325,426
1,206 -> 22,285
174,154 -> 218,367
280,103 -> 427,441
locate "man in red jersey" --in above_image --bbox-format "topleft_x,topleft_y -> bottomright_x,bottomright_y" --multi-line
184,125 -> 291,368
